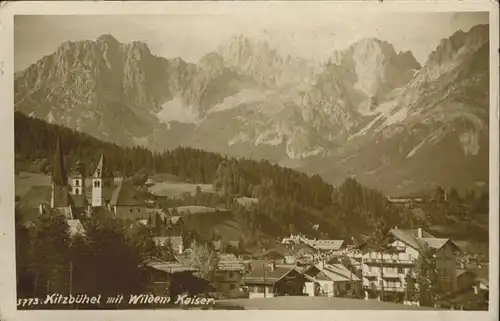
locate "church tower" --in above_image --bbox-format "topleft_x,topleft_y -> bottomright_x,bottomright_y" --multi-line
50,136 -> 73,218
69,160 -> 84,196
92,150 -> 113,207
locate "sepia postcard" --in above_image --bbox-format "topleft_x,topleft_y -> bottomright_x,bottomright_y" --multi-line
0,1 -> 498,321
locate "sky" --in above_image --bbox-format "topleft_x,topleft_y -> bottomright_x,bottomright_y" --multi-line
14,12 -> 489,71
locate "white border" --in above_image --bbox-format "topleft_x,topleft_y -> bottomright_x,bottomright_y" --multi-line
0,1 -> 498,321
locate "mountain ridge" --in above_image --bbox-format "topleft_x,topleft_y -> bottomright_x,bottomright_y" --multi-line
14,24 -> 490,195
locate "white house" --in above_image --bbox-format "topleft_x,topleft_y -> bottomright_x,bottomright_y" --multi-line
351,227 -> 460,301
303,261 -> 361,298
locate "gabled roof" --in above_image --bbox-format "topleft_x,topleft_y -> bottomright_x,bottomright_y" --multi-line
244,266 -> 299,285
401,228 -> 435,238
70,194 -> 88,208
309,240 -> 344,251
110,180 -> 146,207
144,259 -> 197,274
389,228 -> 426,251
305,264 -> 360,282
390,228 -> 459,253
419,237 -> 447,249
17,186 -> 51,210
217,253 -> 245,272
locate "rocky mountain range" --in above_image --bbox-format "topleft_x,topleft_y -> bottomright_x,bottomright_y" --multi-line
14,24 -> 490,196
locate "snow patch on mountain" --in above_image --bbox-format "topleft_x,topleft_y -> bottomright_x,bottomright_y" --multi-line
208,89 -> 270,114
406,140 -> 426,158
228,132 -> 252,146
157,97 -> 200,124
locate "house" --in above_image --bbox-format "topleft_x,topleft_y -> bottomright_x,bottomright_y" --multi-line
254,245 -> 289,261
142,258 -> 212,297
307,240 -> 345,252
153,236 -> 184,254
214,253 -> 246,294
109,179 -> 147,220
66,219 -> 86,237
212,240 -> 240,252
352,227 -> 460,302
303,261 -> 362,298
243,262 -> 308,299
387,197 -> 424,209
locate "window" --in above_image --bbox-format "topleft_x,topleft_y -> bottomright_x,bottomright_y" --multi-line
94,180 -> 100,188
75,188 -> 79,195
230,284 -> 235,290
228,272 -> 234,278
398,267 -> 404,274
75,180 -> 80,186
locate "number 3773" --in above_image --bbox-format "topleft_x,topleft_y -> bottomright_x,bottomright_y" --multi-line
17,298 -> 40,307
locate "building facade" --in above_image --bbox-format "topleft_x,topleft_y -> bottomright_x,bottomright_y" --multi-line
350,227 -> 460,301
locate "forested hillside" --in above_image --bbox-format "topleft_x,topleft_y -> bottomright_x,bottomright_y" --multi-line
15,111 -> 487,242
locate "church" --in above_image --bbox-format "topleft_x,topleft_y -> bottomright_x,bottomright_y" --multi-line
35,137 -> 147,221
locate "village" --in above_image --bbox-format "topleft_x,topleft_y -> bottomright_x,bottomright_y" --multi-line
15,139 -> 489,311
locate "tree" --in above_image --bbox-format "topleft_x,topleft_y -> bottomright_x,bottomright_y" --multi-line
434,186 -> 446,203
84,218 -> 146,296
404,270 -> 416,302
415,243 -> 441,306
130,224 -> 157,260
15,210 -> 36,297
32,213 -> 71,296
157,240 -> 175,261
187,240 -> 219,284
447,187 -> 462,215
363,218 -> 394,301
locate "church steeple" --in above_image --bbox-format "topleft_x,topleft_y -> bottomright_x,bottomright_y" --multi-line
93,150 -> 104,178
52,136 -> 68,187
92,149 -> 113,207
50,136 -> 72,212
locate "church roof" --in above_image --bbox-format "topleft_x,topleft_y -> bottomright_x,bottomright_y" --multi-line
110,179 -> 146,207
92,150 -> 113,179
70,194 -> 88,208
53,185 -> 73,208
52,136 -> 68,187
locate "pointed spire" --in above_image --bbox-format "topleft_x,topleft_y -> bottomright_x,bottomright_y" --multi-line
52,136 -> 68,186
93,149 -> 104,178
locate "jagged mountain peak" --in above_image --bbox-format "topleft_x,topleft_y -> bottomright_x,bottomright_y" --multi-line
396,50 -> 421,70
14,26 -> 489,195
346,37 -> 397,58
322,37 -> 420,104
96,34 -> 120,45
426,23 -> 489,67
